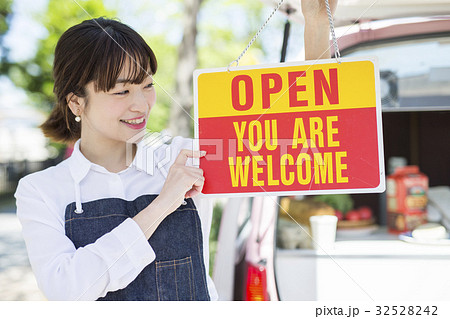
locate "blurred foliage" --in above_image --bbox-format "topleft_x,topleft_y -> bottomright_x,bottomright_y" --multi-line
1,0 -> 271,135
1,0 -> 116,112
0,0 -> 12,36
210,200 -> 224,241
198,0 -> 265,69
209,200 -> 224,276
144,34 -> 178,133
0,0 -> 13,61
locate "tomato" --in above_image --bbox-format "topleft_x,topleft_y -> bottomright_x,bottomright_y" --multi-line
345,210 -> 361,221
335,210 -> 344,221
358,206 -> 373,220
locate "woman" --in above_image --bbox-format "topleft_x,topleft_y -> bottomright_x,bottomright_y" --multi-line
15,0 -> 337,301
15,17 -> 213,301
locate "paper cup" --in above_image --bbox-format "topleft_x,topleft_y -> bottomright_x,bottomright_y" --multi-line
309,215 -> 338,250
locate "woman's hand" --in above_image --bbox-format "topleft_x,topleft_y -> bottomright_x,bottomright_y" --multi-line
301,0 -> 337,23
157,149 -> 206,213
302,0 -> 338,60
133,149 -> 206,240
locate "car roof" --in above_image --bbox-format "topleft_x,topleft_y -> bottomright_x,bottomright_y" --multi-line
333,16 -> 450,53
262,0 -> 450,26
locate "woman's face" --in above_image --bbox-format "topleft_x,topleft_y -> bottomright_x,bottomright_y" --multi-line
80,67 -> 156,144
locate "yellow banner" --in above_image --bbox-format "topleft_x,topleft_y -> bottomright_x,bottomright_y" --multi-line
197,60 -> 376,119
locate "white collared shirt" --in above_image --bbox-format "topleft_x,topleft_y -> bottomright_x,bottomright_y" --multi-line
14,135 -> 218,301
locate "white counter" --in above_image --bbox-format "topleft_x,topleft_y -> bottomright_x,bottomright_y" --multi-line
274,227 -> 450,300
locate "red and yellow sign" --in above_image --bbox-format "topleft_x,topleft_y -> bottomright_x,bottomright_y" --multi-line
194,58 -> 385,196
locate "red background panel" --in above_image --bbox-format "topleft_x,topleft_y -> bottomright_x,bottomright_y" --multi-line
199,108 -> 380,195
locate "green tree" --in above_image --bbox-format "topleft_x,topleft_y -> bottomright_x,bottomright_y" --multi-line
1,0 -> 116,111
1,0 -> 276,135
0,0 -> 13,65
198,0 -> 266,69
168,0 -> 203,137
167,0 -> 266,137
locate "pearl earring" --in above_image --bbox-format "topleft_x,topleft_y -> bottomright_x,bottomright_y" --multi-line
75,115 -> 81,122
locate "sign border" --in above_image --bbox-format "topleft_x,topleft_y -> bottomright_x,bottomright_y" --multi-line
193,56 -> 385,198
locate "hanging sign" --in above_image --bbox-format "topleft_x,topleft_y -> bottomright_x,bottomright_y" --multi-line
194,57 -> 385,196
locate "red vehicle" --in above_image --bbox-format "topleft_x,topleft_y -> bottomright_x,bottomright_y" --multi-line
212,13 -> 450,301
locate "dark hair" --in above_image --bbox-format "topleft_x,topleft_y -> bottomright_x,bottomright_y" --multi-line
40,17 -> 158,143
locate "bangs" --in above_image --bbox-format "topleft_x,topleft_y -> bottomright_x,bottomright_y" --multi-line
91,26 -> 157,92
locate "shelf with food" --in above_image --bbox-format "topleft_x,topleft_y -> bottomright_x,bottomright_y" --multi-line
276,195 -> 381,249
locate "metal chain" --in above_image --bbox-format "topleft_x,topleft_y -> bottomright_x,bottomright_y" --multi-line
325,0 -> 341,63
228,0 -> 285,71
228,0 -> 341,70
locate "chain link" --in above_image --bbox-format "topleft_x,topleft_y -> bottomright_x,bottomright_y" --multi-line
228,0 -> 341,70
325,0 -> 341,62
228,0 -> 285,71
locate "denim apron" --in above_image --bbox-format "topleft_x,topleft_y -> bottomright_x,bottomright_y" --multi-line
64,194 -> 210,301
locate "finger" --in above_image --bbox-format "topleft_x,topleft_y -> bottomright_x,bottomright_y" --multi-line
185,188 -> 201,198
184,166 -> 204,175
186,175 -> 205,196
193,175 -> 205,186
185,182 -> 204,198
177,171 -> 203,190
174,149 -> 207,165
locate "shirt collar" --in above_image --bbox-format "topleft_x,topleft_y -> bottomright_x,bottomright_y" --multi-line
68,139 -> 94,184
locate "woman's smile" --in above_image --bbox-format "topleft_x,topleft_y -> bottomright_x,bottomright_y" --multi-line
120,115 -> 147,129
